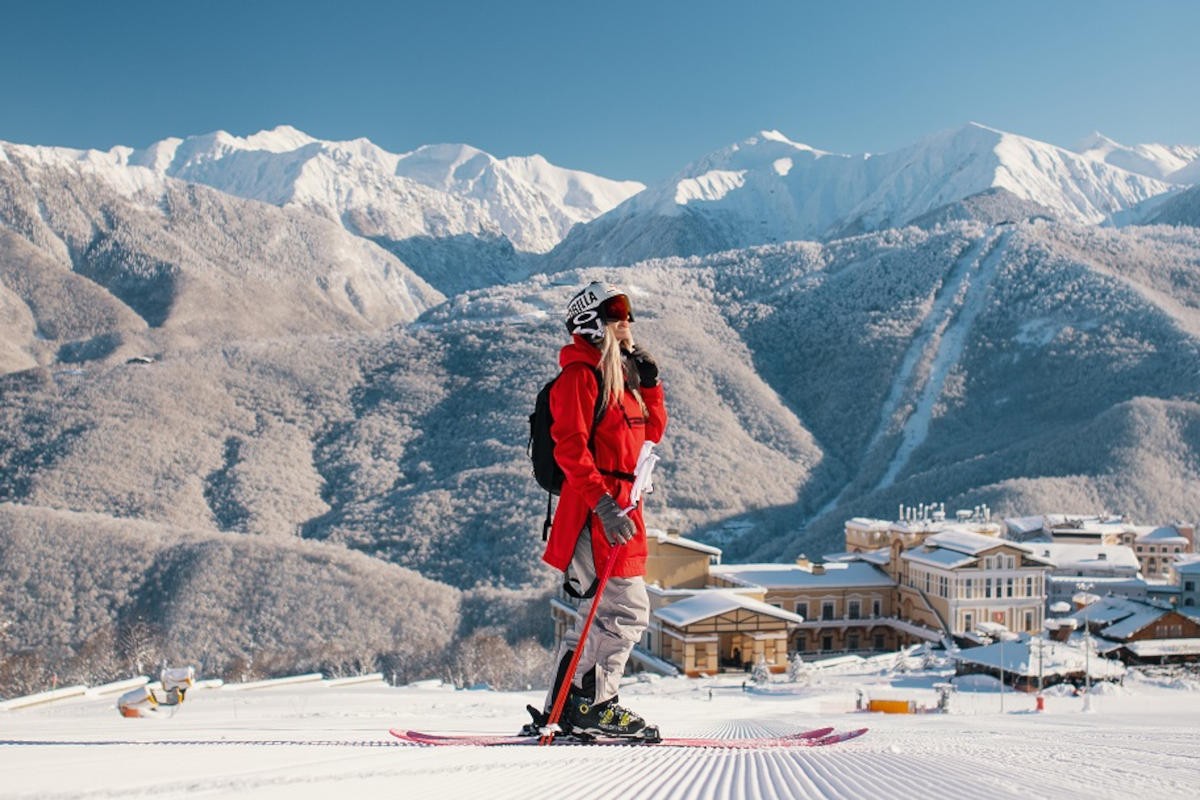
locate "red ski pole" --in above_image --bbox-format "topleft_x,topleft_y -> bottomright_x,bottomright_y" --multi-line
539,545 -> 621,746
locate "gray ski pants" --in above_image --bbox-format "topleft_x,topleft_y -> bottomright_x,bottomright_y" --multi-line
546,526 -> 650,707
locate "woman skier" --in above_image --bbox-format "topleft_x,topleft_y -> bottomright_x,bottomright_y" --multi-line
534,281 -> 667,738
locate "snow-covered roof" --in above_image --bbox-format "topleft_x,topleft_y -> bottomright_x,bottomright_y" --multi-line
845,517 -> 892,532
1177,559 -> 1200,575
954,637 -> 1125,679
648,528 -> 722,557
1123,638 -> 1200,657
825,549 -> 892,567
1100,608 -> 1167,639
1005,515 -> 1046,536
653,590 -> 805,628
1131,525 -> 1189,543
1047,575 -> 1147,591
1068,595 -> 1177,640
845,516 -> 1002,538
1033,543 -> 1140,572
902,547 -> 975,569
922,529 -> 1017,555
900,530 -> 1047,570
1043,514 -> 1126,532
709,561 -> 894,590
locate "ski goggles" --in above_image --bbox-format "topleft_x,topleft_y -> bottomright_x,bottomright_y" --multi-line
600,295 -> 633,322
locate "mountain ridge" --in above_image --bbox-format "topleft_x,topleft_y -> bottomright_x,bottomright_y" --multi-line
548,122 -> 1184,270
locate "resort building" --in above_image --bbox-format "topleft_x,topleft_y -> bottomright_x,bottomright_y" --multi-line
897,530 -> 1052,638
709,558 -> 900,656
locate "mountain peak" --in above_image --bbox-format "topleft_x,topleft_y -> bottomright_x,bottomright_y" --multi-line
1071,131 -> 1200,182
1075,131 -> 1121,154
241,125 -> 318,152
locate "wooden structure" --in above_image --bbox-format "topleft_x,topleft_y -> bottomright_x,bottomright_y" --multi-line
648,590 -> 802,676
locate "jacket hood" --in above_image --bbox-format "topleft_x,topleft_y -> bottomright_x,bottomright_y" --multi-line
559,335 -> 601,369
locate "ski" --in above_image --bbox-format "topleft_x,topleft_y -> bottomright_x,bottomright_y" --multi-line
388,725 -> 865,749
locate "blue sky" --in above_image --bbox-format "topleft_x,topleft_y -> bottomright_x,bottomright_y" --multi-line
2,0 -> 1197,182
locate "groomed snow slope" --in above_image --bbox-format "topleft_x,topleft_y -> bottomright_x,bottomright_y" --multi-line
3,663 -> 1197,799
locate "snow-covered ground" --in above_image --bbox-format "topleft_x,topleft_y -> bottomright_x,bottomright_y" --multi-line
3,661 -> 1198,800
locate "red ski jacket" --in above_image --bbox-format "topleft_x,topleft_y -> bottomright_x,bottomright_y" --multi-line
542,336 -> 667,578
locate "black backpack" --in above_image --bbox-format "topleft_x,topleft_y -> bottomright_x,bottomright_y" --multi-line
528,366 -> 603,538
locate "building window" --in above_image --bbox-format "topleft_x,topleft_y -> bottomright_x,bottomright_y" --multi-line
1024,611 -> 1034,631
964,612 -> 973,631
1148,562 -> 1158,575
985,578 -> 993,598
1007,555 -> 1015,569
939,575 -> 949,597
872,599 -> 882,617
1025,577 -> 1034,597
1186,581 -> 1196,592
964,578 -> 973,598
822,602 -> 835,621
873,632 -> 885,649
796,600 -> 809,618
795,633 -> 807,652
847,632 -> 861,650
1006,578 -> 1015,598
925,573 -> 931,593
848,600 -> 861,620
821,635 -> 833,651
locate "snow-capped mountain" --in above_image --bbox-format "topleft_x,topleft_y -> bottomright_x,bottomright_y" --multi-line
1073,131 -> 1200,183
0,126 -> 644,255
0,145 -> 444,373
549,123 -> 1179,269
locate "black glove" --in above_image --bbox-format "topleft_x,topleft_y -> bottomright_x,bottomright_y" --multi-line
628,344 -> 659,388
593,494 -> 636,546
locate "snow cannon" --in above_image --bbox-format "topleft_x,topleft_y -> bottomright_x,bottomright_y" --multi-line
160,666 -> 195,705
116,685 -> 158,718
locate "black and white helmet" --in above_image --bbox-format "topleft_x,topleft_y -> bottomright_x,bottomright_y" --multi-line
564,281 -> 634,343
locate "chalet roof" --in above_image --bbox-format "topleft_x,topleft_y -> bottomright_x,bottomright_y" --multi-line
653,590 -> 805,628
1068,596 -> 1179,640
709,561 -> 894,590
